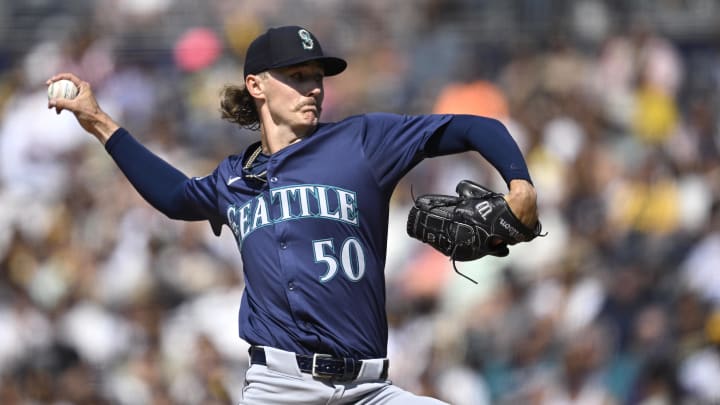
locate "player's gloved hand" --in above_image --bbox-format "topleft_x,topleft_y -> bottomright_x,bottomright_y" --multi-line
406,180 -> 545,282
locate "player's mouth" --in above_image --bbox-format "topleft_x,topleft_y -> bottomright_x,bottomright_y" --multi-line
299,103 -> 321,116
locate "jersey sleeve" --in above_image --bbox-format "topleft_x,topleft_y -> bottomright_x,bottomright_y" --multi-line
425,114 -> 532,184
106,128 -> 222,232
360,113 -> 452,189
184,164 -> 227,236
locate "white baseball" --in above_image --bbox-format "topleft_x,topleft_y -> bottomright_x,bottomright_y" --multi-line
47,79 -> 79,100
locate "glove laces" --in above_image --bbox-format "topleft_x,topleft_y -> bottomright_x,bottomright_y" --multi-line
450,246 -> 479,284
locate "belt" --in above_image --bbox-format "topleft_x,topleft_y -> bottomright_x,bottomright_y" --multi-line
249,346 -> 389,382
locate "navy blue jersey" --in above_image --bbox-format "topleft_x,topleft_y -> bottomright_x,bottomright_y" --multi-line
185,113 -> 452,358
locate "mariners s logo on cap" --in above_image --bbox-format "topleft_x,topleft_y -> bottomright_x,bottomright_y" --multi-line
298,29 -> 314,50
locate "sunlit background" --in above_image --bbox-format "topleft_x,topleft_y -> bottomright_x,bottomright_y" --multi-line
1,1 -> 720,404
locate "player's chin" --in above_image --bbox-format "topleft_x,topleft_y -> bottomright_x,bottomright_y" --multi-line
294,117 -> 319,135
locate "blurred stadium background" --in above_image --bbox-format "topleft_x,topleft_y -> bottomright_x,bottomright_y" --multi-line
1,0 -> 720,404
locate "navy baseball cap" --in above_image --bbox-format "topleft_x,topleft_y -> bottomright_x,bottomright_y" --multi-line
243,26 -> 347,78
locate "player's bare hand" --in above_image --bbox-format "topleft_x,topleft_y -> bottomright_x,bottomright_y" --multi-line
47,73 -> 120,144
504,179 -> 538,228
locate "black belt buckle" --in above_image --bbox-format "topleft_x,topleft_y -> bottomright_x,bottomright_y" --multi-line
311,353 -> 337,379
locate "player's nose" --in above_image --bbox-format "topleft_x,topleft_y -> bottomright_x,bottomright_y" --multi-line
306,85 -> 322,98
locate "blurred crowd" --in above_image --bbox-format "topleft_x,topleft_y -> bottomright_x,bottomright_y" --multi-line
1,0 -> 720,404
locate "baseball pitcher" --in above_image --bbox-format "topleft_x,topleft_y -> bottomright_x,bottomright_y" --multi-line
48,25 -> 542,404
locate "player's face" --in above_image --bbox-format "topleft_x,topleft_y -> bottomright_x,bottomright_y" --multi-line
264,62 -> 325,133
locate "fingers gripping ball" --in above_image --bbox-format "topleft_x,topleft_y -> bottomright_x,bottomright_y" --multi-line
48,79 -> 79,100
407,180 -> 545,283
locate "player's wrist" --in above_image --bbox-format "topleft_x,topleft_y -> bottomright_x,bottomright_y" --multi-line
87,111 -> 120,145
505,179 -> 538,227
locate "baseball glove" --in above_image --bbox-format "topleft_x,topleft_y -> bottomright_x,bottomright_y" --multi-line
407,180 -> 544,283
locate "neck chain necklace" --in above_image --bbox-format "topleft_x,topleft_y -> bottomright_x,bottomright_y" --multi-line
244,145 -> 263,171
243,145 -> 267,183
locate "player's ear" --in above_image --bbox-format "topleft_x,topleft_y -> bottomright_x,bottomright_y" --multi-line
245,74 -> 265,98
